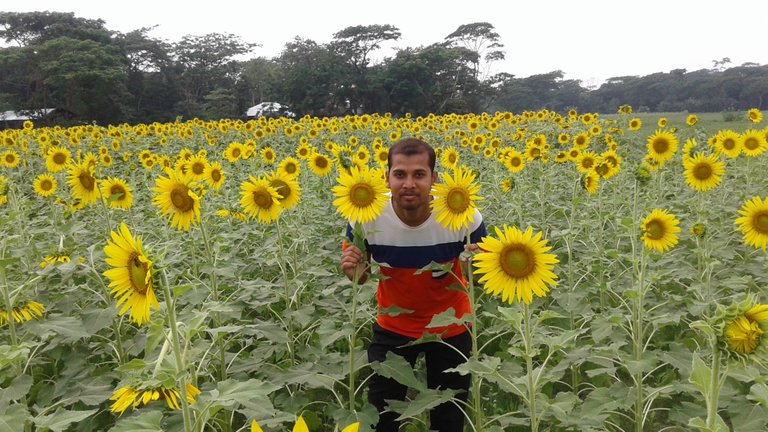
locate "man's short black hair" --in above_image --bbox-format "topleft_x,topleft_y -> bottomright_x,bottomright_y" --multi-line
387,138 -> 436,172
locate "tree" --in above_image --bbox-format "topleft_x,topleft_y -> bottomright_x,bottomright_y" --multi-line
444,22 -> 505,81
0,11 -> 112,46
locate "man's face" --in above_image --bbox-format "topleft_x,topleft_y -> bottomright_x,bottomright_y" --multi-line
386,152 -> 437,212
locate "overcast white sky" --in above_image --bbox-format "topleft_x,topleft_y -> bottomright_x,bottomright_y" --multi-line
4,1 -> 767,86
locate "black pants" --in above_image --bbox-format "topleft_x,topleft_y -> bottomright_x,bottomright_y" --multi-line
367,323 -> 472,432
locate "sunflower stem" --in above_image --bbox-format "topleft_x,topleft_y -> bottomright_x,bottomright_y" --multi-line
347,222 -> 365,413
465,228 -> 484,432
275,218 -> 296,367
160,268 -> 194,432
705,339 -> 722,430
523,302 -> 538,432
0,264 -> 20,352
98,189 -> 113,240
198,215 -> 227,382
567,178 -> 580,393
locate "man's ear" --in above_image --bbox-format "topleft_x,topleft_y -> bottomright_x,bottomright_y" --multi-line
385,170 -> 390,188
431,171 -> 438,185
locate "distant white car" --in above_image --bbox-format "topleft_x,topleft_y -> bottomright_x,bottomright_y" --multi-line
245,102 -> 296,119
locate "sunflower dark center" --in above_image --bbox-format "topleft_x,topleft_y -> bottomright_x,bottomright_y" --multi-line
744,138 -> 759,150
645,220 -> 665,240
170,186 -> 194,212
284,163 -> 298,174
693,163 -> 713,180
652,138 -> 669,154
270,179 -> 290,200
315,157 -> 328,168
232,148 -> 241,157
350,183 -> 374,207
79,172 -> 95,191
510,157 -> 521,167
129,253 -> 149,294
722,139 -> 736,150
110,185 -> 126,199
500,245 -> 535,278
211,169 -> 222,182
581,158 -> 594,169
253,190 -> 273,209
754,212 -> 768,234
596,164 -> 609,176
53,153 -> 66,164
191,162 -> 205,175
40,179 -> 52,191
446,189 -> 469,213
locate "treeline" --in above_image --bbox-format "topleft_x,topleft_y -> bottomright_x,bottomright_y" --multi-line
1,11 -> 767,125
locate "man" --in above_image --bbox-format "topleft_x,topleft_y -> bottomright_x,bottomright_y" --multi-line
340,137 -> 486,432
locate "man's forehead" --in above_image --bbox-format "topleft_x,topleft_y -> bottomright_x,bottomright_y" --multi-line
389,153 -> 431,171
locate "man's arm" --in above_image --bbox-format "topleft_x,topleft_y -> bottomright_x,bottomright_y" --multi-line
340,243 -> 371,284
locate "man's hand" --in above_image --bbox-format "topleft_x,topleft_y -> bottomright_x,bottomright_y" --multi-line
340,244 -> 370,283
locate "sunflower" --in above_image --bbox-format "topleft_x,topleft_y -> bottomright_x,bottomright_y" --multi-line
103,223 -> 158,326
204,161 -> 225,190
683,152 -> 724,192
646,129 -> 678,165
186,154 -> 208,181
504,149 -> 525,173
713,130 -> 741,158
239,176 -> 283,224
0,300 -> 45,326
573,133 -> 590,148
628,118 -> 642,131
740,129 -> 768,157
722,302 -> 768,356
441,147 -> 460,168
45,148 -> 70,172
101,177 -> 134,209
33,174 -> 57,197
430,166 -> 483,232
747,108 -> 763,123
278,157 -> 301,178
151,171 -> 201,231
501,178 -> 514,192
308,152 -> 333,177
575,150 -> 598,173
641,209 -> 681,253
296,143 -> 313,160
735,196 -> 768,250
332,165 -> 388,224
267,170 -> 301,210
583,172 -> 600,194
657,117 -> 668,128
109,383 -> 201,414
473,225 -> 558,304
223,142 -> 244,162
686,114 -> 698,126
66,161 -> 99,206
1,150 -> 20,168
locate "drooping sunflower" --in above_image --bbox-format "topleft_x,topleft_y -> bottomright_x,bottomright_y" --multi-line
722,302 -> 768,355
308,152 -> 333,177
46,147 -> 71,172
103,223 -> 158,326
740,129 -> 768,157
267,170 -> 301,210
646,129 -> 678,165
747,108 -> 763,124
33,174 -> 57,197
100,177 -> 134,209
66,161 -> 99,206
583,172 -> 600,194
641,209 -> 681,253
0,300 -> 45,326
332,165 -> 388,224
473,225 -> 559,304
734,196 -> 768,250
430,166 -> 483,232
683,152 -> 724,192
151,171 -> 201,231
109,383 -> 201,414
239,175 -> 283,224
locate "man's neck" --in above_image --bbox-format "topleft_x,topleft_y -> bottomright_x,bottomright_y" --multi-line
392,199 -> 431,227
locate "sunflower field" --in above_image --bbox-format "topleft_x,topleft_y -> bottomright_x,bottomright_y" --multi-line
1,107 -> 768,432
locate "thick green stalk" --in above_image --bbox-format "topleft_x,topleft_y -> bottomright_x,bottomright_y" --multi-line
523,303 -> 538,432
348,267 -> 359,412
161,269 -> 193,432
275,218 -> 295,366
1,266 -> 19,349
198,217 -> 227,381
633,249 -> 646,432
706,343 -> 722,430
465,229 -> 483,431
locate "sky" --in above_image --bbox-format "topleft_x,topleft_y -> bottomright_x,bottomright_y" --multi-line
3,0 -> 767,87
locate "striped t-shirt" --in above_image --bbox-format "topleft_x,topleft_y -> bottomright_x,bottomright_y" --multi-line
345,200 -> 486,338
